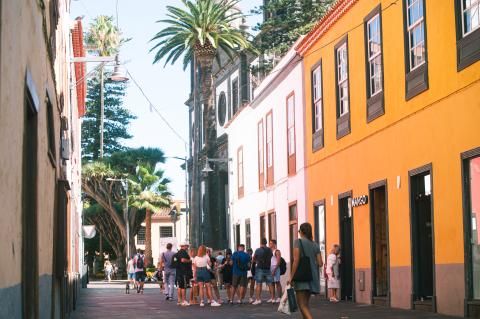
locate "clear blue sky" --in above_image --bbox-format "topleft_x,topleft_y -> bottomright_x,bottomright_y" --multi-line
71,0 -> 262,198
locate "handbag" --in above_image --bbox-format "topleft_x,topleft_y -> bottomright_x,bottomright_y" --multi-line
287,286 -> 298,313
277,284 -> 291,315
292,239 -> 313,282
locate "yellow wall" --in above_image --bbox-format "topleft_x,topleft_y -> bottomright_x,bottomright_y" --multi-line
302,0 -> 480,313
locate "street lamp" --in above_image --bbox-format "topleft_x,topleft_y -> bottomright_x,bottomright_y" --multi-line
106,177 -> 131,260
169,207 -> 178,237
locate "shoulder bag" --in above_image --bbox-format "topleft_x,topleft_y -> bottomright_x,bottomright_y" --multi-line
292,239 -> 313,282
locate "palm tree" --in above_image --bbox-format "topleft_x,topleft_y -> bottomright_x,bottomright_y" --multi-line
130,164 -> 172,265
85,15 -> 121,159
150,0 -> 253,246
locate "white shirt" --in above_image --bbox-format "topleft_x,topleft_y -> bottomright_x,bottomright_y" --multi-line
127,259 -> 135,273
326,253 -> 337,275
271,249 -> 278,268
194,255 -> 209,268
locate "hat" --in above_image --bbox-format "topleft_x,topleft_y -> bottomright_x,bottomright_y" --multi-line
180,241 -> 190,246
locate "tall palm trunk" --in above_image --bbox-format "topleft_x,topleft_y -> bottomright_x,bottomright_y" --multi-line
144,209 -> 153,266
190,57 -> 200,247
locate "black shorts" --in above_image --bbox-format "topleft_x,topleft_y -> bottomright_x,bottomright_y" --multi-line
223,273 -> 232,285
232,275 -> 248,288
135,271 -> 146,282
176,274 -> 190,289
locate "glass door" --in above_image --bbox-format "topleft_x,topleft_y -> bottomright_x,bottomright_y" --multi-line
314,203 -> 326,294
466,155 -> 480,300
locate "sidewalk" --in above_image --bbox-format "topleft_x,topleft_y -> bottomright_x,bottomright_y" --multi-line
72,281 -> 459,319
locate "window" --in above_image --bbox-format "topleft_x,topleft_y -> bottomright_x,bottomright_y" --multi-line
314,201 -> 327,294
217,91 -> 227,127
289,203 -> 298,265
46,92 -> 56,167
403,0 -> 428,99
246,219 -> 251,250
258,120 -> 265,190
455,0 -> 480,70
335,37 -> 351,139
268,211 -> 277,241
160,226 -> 173,238
260,214 -> 266,241
266,111 -> 274,185
232,77 -> 239,115
286,93 -> 296,175
364,5 -> 385,122
137,226 -> 146,245
200,103 -> 205,147
237,146 -> 244,198
311,62 -> 324,151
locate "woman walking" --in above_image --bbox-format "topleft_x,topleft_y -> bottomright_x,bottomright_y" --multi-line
193,245 -> 221,307
189,248 -> 199,305
288,223 -> 323,319
326,244 -> 341,302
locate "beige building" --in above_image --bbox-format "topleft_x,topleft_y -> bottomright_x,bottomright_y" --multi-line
0,1 -> 84,318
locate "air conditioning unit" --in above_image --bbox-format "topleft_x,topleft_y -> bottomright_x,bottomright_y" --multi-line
61,136 -> 70,160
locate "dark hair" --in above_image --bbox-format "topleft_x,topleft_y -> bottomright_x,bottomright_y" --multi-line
261,238 -> 267,245
137,248 -> 142,253
270,239 -> 277,245
299,223 -> 313,241
166,243 -> 172,250
247,248 -> 253,254
238,244 -> 245,249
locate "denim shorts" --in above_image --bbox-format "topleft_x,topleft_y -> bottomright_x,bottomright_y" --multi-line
196,267 -> 210,283
271,267 -> 281,283
255,268 -> 273,284
128,273 -> 135,280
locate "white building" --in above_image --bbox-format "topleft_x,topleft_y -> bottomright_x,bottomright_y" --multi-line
225,43 -> 309,273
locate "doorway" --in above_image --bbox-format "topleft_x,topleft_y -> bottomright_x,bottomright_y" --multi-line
369,183 -> 389,306
410,166 -> 435,311
235,224 -> 241,249
339,192 -> 354,301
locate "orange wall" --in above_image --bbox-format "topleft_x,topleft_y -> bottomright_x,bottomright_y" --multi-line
302,0 -> 480,269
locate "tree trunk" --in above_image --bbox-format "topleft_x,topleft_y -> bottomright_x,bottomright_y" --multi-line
190,57 -> 200,248
144,209 -> 153,266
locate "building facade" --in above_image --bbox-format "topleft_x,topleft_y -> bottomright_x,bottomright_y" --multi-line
0,1 -> 84,318
297,0 -> 480,316
226,44 -> 311,288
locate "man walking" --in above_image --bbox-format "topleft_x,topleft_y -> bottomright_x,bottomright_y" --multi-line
160,243 -> 176,301
269,239 -> 282,303
231,244 -> 251,304
127,257 -> 135,289
133,249 -> 146,294
252,238 -> 275,305
174,242 -> 192,306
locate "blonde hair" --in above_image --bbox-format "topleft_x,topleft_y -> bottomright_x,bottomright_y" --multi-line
197,245 -> 207,257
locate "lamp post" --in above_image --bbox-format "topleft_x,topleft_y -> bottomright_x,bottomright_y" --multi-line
106,178 -> 130,260
169,207 -> 178,238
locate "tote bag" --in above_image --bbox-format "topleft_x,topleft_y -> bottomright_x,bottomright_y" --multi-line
292,239 -> 312,282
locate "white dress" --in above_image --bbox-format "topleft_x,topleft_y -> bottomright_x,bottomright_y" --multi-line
326,253 -> 340,289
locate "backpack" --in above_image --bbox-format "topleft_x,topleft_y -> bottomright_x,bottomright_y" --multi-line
236,254 -> 249,272
136,254 -> 144,269
170,253 -> 179,269
256,247 -> 272,270
279,257 -> 287,275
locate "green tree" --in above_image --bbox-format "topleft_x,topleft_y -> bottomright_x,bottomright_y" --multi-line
149,0 -> 252,246
85,15 -> 121,57
252,0 -> 334,56
81,75 -> 136,161
130,164 -> 172,265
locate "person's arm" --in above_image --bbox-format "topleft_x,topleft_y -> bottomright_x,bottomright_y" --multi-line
316,252 -> 323,268
272,252 -> 281,275
287,247 -> 301,285
192,258 -> 197,279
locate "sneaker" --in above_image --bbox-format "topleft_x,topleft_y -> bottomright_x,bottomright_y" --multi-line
200,302 -> 205,307
249,298 -> 254,304
252,299 -> 262,305
211,301 -> 221,307
236,300 -> 243,304
266,298 -> 274,303
275,298 -> 281,303
182,301 -> 191,306
165,296 -> 170,301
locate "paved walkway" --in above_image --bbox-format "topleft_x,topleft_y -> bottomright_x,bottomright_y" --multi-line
72,281 -> 458,319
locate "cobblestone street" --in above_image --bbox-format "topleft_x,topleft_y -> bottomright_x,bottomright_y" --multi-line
72,282 -> 459,319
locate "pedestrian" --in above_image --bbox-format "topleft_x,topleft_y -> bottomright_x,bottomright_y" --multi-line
231,244 -> 251,304
155,261 -> 164,293
326,244 -> 341,302
133,249 -> 146,294
160,243 -> 177,301
246,248 -> 256,303
220,251 -> 234,303
127,257 -> 135,289
269,239 -> 282,303
207,248 -> 222,304
188,247 -> 199,305
252,238 -> 275,305
215,251 -> 225,288
194,245 -> 221,307
174,242 -> 192,306
288,223 -> 323,319
105,261 -> 113,282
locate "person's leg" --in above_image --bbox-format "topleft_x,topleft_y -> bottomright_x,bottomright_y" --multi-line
255,281 -> 262,301
169,272 -> 176,298
226,284 -> 232,301
296,291 -> 313,319
198,282 -> 205,303
249,279 -> 255,299
211,279 -> 221,301
239,285 -> 245,302
276,282 -> 282,299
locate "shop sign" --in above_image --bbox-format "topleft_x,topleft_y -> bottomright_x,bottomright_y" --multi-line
352,195 -> 368,207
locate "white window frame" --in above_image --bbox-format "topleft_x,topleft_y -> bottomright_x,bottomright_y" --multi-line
336,43 -> 349,117
258,120 -> 264,174
238,147 -> 244,189
406,0 -> 426,71
462,0 -> 480,37
312,65 -> 323,132
367,14 -> 383,97
266,113 -> 273,168
287,95 -> 295,157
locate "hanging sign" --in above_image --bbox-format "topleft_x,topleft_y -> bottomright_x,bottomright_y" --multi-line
352,195 -> 368,207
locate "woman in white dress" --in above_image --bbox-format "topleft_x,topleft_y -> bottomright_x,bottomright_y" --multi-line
326,245 -> 341,302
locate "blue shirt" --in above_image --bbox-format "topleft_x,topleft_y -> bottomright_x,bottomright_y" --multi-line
232,251 -> 251,276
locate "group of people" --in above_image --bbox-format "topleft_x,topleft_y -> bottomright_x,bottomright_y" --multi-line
125,222 -> 333,319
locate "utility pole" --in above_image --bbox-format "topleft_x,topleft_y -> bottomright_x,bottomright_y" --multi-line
99,66 -> 105,159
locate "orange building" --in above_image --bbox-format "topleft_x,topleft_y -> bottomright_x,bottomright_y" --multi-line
297,0 -> 480,317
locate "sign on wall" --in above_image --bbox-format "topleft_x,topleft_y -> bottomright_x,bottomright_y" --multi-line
352,195 -> 368,207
